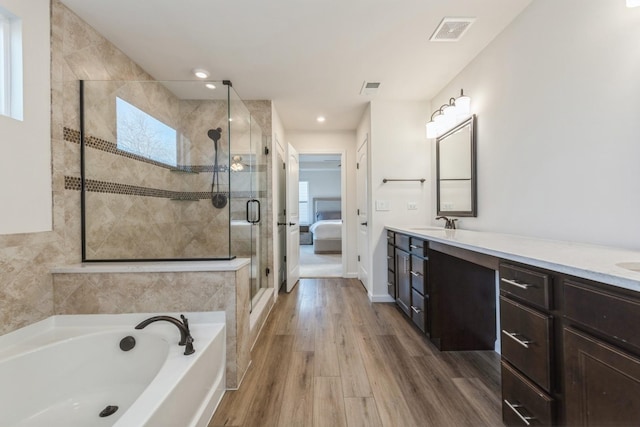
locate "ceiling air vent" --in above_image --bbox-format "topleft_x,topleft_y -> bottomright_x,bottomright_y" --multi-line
360,81 -> 380,96
429,17 -> 476,42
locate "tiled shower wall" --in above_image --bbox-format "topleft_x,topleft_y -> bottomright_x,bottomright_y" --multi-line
0,0 -> 273,336
80,83 -> 233,259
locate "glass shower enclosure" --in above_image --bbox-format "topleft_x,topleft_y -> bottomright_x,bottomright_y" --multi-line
79,80 -> 268,307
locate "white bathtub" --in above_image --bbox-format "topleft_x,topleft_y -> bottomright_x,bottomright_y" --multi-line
0,312 -> 225,427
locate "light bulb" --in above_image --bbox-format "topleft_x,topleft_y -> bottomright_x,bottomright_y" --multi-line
426,121 -> 438,139
455,93 -> 471,116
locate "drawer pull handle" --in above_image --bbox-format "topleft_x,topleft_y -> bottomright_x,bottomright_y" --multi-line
387,256 -> 393,260
501,330 -> 533,348
501,278 -> 533,290
504,399 -> 536,426
411,305 -> 422,314
409,244 -> 419,249
410,271 -> 422,277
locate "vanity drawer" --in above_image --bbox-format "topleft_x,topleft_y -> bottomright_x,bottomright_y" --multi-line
410,289 -> 426,333
564,279 -> 640,351
396,234 -> 410,252
387,269 -> 396,298
410,255 -> 426,294
409,237 -> 427,257
387,244 -> 395,269
500,296 -> 553,392
502,361 -> 554,426
386,230 -> 395,245
500,263 -> 552,310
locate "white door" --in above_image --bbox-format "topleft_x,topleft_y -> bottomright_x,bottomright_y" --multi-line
276,148 -> 287,290
285,143 -> 300,292
357,136 -> 370,292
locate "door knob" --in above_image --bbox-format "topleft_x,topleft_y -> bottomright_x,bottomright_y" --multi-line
277,222 -> 287,226
289,222 -> 297,226
360,222 -> 368,226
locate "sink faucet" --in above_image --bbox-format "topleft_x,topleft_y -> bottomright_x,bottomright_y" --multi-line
436,216 -> 458,230
135,315 -> 195,355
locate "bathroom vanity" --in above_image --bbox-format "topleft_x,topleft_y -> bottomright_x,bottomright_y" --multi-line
386,226 -> 640,426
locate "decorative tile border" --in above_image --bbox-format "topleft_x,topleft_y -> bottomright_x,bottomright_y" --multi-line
64,127 -> 266,173
64,176 -> 265,200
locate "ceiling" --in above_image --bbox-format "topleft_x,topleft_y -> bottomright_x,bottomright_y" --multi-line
60,0 -> 532,131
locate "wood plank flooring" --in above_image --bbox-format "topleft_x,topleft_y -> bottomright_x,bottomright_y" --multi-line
209,278 -> 503,427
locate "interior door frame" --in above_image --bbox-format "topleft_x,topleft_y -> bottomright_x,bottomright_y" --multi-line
297,149 -> 347,277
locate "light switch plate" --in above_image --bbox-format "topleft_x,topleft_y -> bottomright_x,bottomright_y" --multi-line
407,201 -> 417,210
375,200 -> 390,211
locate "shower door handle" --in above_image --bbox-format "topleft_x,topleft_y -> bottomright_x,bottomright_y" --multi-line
246,199 -> 261,224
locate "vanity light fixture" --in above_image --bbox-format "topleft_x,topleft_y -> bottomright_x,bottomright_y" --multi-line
627,0 -> 640,7
426,89 -> 471,139
193,68 -> 210,79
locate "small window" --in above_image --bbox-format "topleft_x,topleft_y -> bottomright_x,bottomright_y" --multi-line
299,181 -> 310,225
116,97 -> 177,166
0,6 -> 22,120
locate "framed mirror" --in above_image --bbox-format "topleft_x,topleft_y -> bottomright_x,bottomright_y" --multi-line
436,114 -> 477,217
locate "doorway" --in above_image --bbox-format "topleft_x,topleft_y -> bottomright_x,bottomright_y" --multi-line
298,153 -> 344,278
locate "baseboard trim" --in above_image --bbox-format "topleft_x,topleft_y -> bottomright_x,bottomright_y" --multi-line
344,272 -> 358,278
369,294 -> 395,303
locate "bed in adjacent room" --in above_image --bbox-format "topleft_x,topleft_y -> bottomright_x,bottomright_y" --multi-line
309,197 -> 342,254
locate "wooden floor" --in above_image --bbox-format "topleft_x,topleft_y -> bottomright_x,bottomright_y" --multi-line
209,278 -> 503,427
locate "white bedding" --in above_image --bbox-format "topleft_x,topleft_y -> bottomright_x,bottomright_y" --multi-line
309,219 -> 342,240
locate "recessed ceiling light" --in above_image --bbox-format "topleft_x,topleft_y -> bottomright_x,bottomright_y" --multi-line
205,83 -> 216,90
317,116 -> 326,123
193,68 -> 209,79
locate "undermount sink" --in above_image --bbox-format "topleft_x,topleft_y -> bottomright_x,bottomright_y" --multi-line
616,262 -> 640,273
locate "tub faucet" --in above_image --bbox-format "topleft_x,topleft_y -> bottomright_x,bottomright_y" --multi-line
135,315 -> 195,355
436,216 -> 458,230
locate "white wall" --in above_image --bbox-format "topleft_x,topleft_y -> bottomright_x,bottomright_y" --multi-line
430,0 -> 640,250
0,0 -> 51,234
288,131 -> 358,276
369,100 -> 432,300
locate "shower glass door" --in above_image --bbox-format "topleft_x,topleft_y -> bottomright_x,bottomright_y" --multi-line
228,88 -> 267,311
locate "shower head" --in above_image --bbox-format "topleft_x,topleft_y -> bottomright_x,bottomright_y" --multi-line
207,127 -> 222,143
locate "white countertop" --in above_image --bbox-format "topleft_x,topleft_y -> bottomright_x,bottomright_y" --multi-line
51,258 -> 251,274
386,225 -> 640,293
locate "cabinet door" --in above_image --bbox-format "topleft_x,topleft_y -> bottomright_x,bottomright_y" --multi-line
395,249 -> 411,316
564,327 -> 640,426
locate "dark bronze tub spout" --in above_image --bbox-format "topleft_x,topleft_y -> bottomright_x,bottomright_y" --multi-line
135,315 -> 195,355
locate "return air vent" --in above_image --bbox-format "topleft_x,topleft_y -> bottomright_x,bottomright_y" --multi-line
360,81 -> 381,96
429,17 -> 476,42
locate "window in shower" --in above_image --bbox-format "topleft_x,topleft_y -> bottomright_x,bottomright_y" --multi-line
115,97 -> 177,166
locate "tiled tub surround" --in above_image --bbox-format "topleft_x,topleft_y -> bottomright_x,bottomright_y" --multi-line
386,226 -> 640,292
51,259 -> 251,389
0,312 -> 226,426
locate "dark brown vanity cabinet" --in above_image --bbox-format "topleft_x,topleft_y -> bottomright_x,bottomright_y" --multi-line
499,263 -> 556,426
389,231 -> 429,335
386,231 -> 396,298
562,279 -> 640,426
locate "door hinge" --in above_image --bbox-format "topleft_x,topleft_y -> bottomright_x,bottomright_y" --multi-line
357,162 -> 360,169
284,255 -> 287,262
357,208 -> 360,215
358,255 -> 361,262
283,162 -> 286,170
265,267 -> 270,276
264,146 -> 270,155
